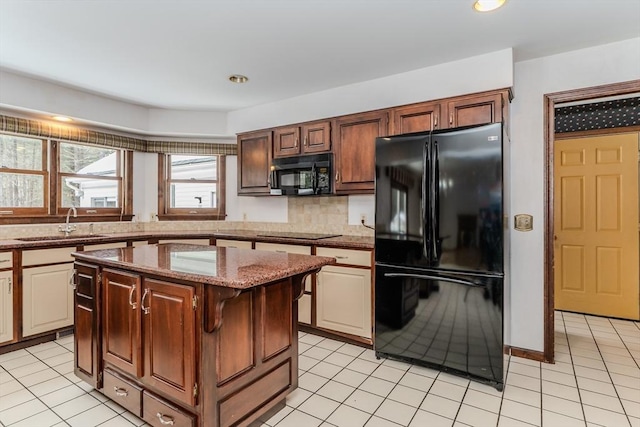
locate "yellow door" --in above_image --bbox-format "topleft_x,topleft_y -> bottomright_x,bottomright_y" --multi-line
554,133 -> 639,320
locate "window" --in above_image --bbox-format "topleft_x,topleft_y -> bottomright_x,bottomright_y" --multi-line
57,141 -> 123,214
0,133 -> 132,223
159,154 -> 225,220
0,135 -> 48,215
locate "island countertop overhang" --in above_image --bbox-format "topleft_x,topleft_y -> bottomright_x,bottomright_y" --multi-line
71,243 -> 336,289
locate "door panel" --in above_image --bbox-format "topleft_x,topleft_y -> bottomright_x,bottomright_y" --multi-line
554,133 -> 639,320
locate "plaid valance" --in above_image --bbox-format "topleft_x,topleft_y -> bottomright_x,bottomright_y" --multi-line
0,114 -> 237,155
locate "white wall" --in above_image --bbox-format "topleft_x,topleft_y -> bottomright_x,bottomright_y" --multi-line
227,49 -> 514,133
509,38 -> 640,352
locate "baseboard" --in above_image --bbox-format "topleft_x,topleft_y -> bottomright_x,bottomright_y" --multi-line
505,345 -> 547,363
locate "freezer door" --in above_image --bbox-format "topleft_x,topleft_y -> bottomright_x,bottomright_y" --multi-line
431,123 -> 503,274
375,133 -> 431,266
375,264 -> 503,387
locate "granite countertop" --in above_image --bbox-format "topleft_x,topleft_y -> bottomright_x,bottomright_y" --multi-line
0,229 -> 374,250
72,243 -> 336,289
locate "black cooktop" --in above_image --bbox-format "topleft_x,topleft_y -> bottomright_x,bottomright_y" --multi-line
256,232 -> 342,240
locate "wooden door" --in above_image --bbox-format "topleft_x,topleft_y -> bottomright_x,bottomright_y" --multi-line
333,111 -> 389,193
391,102 -> 442,135
142,279 -> 196,406
301,121 -> 331,154
74,263 -> 102,388
446,92 -> 503,128
273,126 -> 301,158
237,131 -> 272,195
102,269 -> 142,377
554,133 -> 639,320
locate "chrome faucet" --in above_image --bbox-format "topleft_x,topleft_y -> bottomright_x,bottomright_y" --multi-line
59,206 -> 78,237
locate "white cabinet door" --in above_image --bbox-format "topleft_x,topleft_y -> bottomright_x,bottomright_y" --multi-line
22,263 -> 74,337
0,270 -> 13,344
316,265 -> 372,338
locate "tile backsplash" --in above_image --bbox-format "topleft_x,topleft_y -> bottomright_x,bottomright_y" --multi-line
0,196 -> 374,239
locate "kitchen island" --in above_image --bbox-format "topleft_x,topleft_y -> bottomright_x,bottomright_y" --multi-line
71,243 -> 335,427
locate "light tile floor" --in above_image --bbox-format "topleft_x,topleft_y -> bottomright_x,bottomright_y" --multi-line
0,311 -> 638,427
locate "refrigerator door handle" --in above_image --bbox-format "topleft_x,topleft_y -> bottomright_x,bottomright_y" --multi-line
384,272 -> 484,288
422,141 -> 430,260
430,142 -> 439,262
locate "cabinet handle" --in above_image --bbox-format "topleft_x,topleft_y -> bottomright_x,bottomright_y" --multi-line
275,250 -> 286,253
335,172 -> 339,182
449,113 -> 453,125
7,278 -> 11,294
295,138 -> 298,148
113,387 -> 128,397
434,115 -> 438,129
304,136 -> 308,146
0,259 -> 9,264
69,269 -> 77,290
129,285 -> 137,309
334,255 -> 348,259
156,413 -> 175,426
141,288 -> 150,315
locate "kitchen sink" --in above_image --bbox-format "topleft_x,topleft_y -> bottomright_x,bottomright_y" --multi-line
16,234 -> 107,241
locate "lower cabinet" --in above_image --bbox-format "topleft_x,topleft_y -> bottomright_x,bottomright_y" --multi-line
74,263 -> 101,388
316,265 -> 372,338
22,263 -> 74,337
101,269 -> 197,407
0,270 -> 13,344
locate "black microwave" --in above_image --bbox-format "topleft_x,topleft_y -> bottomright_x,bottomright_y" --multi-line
270,153 -> 332,196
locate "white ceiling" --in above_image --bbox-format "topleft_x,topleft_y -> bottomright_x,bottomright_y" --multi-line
1,0 -> 639,112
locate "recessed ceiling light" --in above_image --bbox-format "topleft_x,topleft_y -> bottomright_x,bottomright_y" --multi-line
52,115 -> 73,122
473,0 -> 506,12
228,74 -> 249,83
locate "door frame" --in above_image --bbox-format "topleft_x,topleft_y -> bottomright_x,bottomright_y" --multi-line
543,79 -> 640,363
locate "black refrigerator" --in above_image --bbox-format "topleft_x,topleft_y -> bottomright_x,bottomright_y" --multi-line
374,122 -> 504,390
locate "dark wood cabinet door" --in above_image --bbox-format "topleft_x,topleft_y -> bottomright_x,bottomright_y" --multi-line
74,262 -> 102,388
333,111 -> 389,193
446,92 -> 503,128
142,279 -> 196,407
391,102 -> 442,134
102,269 -> 141,377
301,121 -> 331,154
237,131 -> 272,195
273,126 -> 301,158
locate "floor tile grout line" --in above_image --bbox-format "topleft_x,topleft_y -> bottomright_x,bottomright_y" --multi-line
581,314 -> 634,423
606,316 -> 640,371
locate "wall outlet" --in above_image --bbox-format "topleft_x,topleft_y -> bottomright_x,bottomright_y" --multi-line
360,214 -> 366,224
242,212 -> 247,221
150,213 -> 156,221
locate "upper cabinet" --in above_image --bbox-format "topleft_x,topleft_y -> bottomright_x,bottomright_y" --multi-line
445,91 -> 505,129
236,88 -> 511,196
391,101 -> 442,135
333,111 -> 389,194
237,130 -> 272,195
273,120 -> 331,158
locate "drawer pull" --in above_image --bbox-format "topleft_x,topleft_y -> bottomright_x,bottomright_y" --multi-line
334,256 -> 348,259
275,250 -> 286,253
156,413 -> 175,426
113,387 -> 128,397
0,259 -> 9,263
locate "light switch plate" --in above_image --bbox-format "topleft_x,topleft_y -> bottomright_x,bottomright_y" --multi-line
514,214 -> 533,232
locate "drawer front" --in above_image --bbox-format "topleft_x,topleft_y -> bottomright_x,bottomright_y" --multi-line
23,247 -> 75,266
215,239 -> 253,249
255,242 -> 311,255
0,251 -> 12,269
143,391 -> 195,427
158,239 -> 210,246
83,242 -> 127,251
316,247 -> 372,267
103,369 -> 142,417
